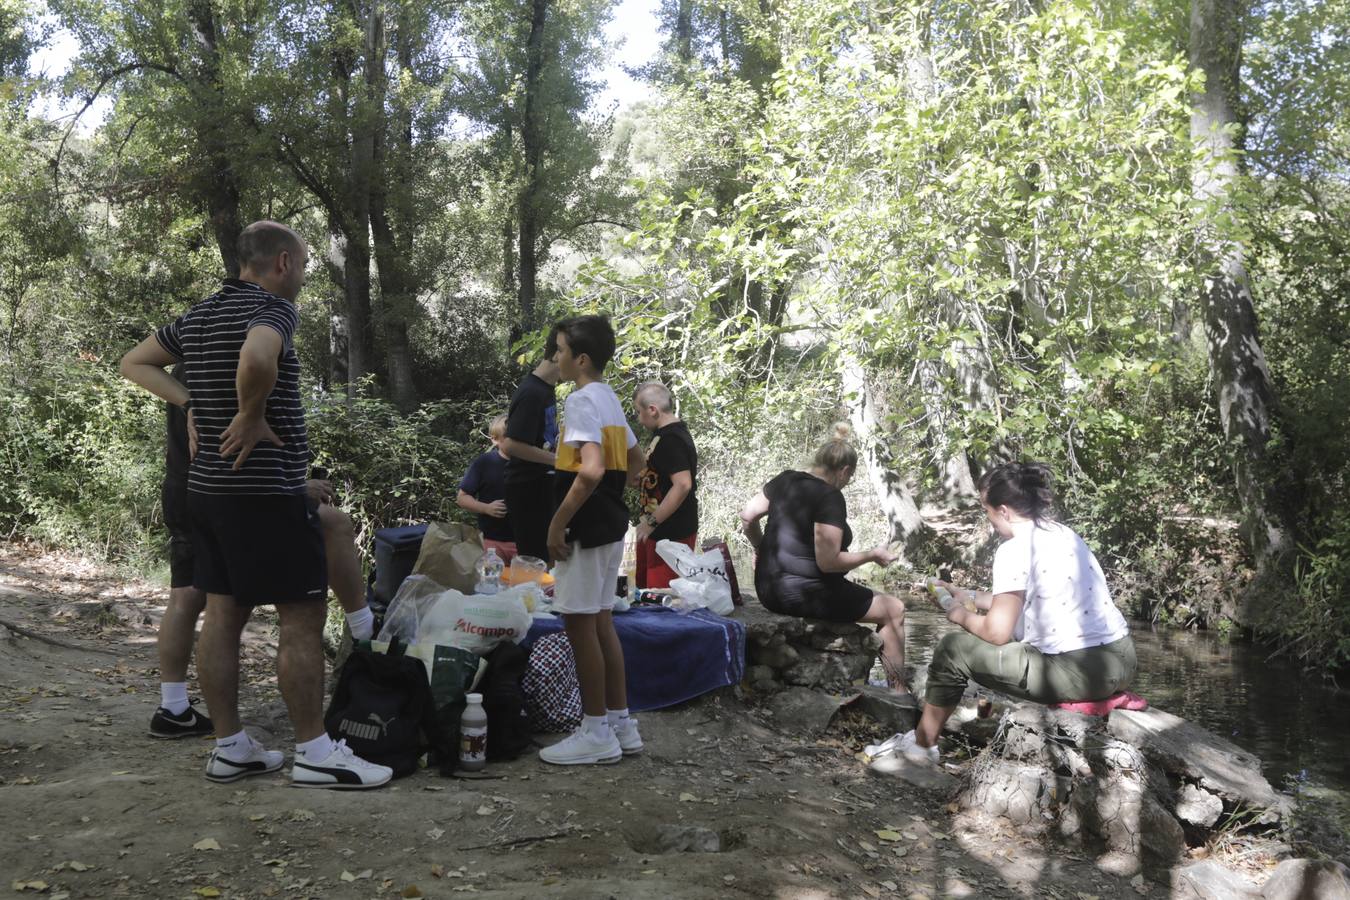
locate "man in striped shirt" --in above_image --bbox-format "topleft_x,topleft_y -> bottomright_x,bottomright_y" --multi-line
121,221 -> 390,790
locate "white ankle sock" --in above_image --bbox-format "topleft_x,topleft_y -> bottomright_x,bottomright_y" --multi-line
161,682 -> 190,715
607,708 -> 630,729
295,734 -> 336,761
581,714 -> 610,738
345,607 -> 375,641
215,729 -> 252,761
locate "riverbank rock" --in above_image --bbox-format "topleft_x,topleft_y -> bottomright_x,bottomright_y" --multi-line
948,700 -> 1293,875
1175,860 -> 1261,899
1107,707 -> 1293,823
1260,859 -> 1350,900
735,599 -> 881,693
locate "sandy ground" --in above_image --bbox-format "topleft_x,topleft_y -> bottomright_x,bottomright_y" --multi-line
1,543 -> 1223,900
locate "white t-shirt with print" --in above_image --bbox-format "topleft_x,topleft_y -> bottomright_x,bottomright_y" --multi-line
990,520 -> 1129,655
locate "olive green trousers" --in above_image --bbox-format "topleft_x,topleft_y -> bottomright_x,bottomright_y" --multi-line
923,631 -> 1136,709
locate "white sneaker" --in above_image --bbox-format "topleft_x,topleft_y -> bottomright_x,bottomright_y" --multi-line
539,727 -> 622,766
291,739 -> 393,790
864,732 -> 908,759
612,717 -> 643,756
205,737 -> 285,784
887,730 -> 940,765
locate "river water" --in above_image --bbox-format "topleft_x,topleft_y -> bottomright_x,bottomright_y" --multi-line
898,605 -> 1350,805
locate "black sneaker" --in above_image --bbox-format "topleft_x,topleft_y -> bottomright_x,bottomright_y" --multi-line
149,703 -> 214,739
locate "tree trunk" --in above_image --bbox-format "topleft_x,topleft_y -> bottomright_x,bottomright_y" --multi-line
499,124 -> 516,297
841,354 -> 932,566
1189,0 -> 1293,571
675,0 -> 693,64
516,0 -> 549,334
369,5 -> 418,411
185,0 -> 243,277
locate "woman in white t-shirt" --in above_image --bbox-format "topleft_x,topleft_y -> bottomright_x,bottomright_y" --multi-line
885,462 -> 1136,765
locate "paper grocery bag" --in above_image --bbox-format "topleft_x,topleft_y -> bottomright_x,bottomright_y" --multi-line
412,521 -> 483,594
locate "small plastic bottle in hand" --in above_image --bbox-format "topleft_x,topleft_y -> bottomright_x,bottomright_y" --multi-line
924,577 -> 957,612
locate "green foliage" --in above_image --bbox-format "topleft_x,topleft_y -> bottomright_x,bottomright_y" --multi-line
0,358 -> 164,558
306,386 -> 502,541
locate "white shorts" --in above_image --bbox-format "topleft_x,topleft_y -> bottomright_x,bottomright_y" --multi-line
552,541 -> 624,615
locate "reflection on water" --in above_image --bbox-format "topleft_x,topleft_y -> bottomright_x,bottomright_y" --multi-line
900,605 -> 1350,797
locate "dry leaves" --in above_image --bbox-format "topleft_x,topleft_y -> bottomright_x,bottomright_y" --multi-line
192,838 -> 222,852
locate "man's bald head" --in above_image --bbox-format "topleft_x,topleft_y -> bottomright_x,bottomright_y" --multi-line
237,221 -> 305,272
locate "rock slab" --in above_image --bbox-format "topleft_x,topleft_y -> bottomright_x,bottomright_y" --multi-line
1175,860 -> 1261,899
1108,708 -> 1292,822
1261,859 -> 1350,900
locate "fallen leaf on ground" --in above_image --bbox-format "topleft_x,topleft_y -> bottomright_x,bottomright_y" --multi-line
12,881 -> 49,892
193,889 -> 221,898
340,872 -> 357,883
67,861 -> 90,871
678,793 -> 698,802
401,886 -> 423,898
862,886 -> 880,898
475,806 -> 494,816
874,830 -> 903,842
430,864 -> 444,878
193,838 -> 222,851
427,828 -> 444,840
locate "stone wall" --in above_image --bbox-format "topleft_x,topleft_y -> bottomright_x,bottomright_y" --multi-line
733,599 -> 881,694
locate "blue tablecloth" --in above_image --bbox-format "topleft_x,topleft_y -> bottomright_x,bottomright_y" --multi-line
523,605 -> 747,712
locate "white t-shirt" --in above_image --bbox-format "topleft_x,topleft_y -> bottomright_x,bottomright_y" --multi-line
990,520 -> 1129,654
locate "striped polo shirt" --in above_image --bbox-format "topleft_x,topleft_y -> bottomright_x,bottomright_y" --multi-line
154,279 -> 309,496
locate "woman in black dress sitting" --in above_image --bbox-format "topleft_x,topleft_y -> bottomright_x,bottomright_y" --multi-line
740,424 -> 910,695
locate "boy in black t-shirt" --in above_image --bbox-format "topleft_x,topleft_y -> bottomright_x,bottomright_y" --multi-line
633,382 -> 699,588
501,340 -> 560,562
456,414 -> 517,564
539,316 -> 647,766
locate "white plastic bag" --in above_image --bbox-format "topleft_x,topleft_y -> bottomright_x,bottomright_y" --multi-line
656,540 -> 734,616
377,574 -> 533,654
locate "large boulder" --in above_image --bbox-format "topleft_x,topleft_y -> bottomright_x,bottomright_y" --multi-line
736,599 -> 881,693
1261,859 -> 1350,900
1175,860 -> 1261,899
1107,708 -> 1292,823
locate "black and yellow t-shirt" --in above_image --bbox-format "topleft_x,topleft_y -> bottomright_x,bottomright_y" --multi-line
553,382 -> 637,548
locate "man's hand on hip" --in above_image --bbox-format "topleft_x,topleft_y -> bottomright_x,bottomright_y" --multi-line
220,413 -> 284,470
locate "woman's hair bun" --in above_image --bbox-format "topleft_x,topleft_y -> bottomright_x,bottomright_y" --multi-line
831,421 -> 853,442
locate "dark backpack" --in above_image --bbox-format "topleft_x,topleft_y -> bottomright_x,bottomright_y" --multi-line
325,641 -> 433,778
481,642 -> 534,761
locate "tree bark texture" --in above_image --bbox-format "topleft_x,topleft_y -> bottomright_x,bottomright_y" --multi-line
841,354 -> 932,566
185,0 -> 243,277
369,4 -> 418,411
516,0 -> 549,334
1189,0 -> 1293,570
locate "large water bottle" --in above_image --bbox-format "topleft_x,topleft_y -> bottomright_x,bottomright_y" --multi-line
476,548 -> 504,595
925,576 -> 957,612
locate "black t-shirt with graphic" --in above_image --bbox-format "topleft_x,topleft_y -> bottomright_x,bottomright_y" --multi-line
504,373 -> 558,486
756,470 -> 852,582
639,420 -> 698,541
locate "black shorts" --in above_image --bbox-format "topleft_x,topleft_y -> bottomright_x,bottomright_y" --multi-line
162,477 -> 195,589
188,492 -> 327,606
504,477 -> 555,564
754,572 -> 874,623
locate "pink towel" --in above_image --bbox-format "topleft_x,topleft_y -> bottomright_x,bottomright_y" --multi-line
1051,691 -> 1149,717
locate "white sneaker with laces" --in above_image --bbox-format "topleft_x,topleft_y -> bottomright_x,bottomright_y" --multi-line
539,726 -> 622,765
205,737 -> 285,783
612,717 -> 643,755
291,739 -> 393,790
889,730 -> 940,765
864,732 -> 907,759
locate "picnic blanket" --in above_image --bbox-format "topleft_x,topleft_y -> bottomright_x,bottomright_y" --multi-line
523,605 -> 747,712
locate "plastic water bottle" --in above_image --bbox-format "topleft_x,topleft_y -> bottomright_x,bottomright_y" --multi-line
476,548 -> 503,595
459,693 -> 488,772
925,577 -> 957,612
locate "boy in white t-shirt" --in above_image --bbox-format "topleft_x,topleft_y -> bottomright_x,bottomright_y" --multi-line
539,315 -> 647,765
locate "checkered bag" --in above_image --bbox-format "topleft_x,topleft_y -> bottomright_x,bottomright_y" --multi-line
521,633 -> 583,733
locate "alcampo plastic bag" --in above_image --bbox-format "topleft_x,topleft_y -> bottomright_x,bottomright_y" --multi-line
655,540 -> 734,616
377,574 -> 534,655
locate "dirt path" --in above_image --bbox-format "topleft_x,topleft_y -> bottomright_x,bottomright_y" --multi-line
1,544 -> 1176,899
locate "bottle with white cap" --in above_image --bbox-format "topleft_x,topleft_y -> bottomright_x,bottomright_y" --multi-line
459,693 -> 488,771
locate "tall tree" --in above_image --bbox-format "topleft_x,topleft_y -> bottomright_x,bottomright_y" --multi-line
1189,0 -> 1294,571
